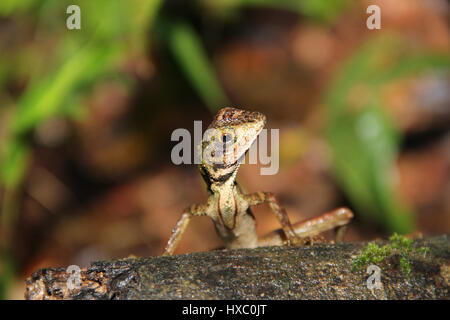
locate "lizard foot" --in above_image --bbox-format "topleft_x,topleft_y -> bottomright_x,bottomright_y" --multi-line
285,235 -> 326,246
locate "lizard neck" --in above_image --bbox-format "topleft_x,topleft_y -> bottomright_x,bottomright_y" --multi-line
209,167 -> 240,231
199,163 -> 240,195
210,170 -> 238,195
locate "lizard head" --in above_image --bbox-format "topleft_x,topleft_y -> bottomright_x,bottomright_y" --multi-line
199,107 -> 266,183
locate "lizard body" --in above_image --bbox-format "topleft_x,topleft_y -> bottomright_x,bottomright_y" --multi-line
163,107 -> 353,255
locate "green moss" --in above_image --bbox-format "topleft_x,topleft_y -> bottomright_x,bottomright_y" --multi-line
352,233 -> 430,276
351,242 -> 391,271
417,246 -> 430,258
399,257 -> 411,276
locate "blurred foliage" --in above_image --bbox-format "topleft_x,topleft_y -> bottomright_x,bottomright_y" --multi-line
202,0 -> 351,23
162,19 -> 230,109
0,0 -> 353,192
0,0 -> 36,15
324,34 -> 450,233
0,0 -> 162,188
0,0 -> 163,299
0,251 -> 16,299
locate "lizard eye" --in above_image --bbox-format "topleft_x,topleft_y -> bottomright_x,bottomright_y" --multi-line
222,133 -> 232,143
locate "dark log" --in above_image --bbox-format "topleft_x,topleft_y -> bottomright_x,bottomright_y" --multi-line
25,235 -> 449,299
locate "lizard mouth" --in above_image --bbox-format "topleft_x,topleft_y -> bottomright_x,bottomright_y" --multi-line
212,153 -> 245,170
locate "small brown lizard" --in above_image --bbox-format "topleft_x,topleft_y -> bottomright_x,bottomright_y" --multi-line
163,107 -> 353,255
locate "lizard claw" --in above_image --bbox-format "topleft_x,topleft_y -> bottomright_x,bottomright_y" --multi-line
285,235 -> 309,246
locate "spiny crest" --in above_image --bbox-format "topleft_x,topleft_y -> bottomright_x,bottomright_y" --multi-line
208,107 -> 266,129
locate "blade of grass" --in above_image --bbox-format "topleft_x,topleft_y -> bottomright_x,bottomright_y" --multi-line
166,20 -> 229,111
324,34 -> 449,233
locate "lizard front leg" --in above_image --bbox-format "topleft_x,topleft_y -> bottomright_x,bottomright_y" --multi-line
163,203 -> 206,256
244,191 -> 303,245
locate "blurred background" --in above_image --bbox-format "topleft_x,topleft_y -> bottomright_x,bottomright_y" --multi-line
0,0 -> 449,299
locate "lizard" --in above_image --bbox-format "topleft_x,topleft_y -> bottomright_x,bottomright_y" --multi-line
163,107 -> 353,255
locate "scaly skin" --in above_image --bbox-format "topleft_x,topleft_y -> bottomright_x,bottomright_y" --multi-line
163,107 -> 353,255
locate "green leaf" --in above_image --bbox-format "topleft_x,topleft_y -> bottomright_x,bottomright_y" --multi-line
0,250 -> 17,300
166,20 -> 229,111
0,0 -> 163,189
0,138 -> 31,188
323,34 -> 450,233
11,44 -> 119,135
227,0 -> 350,22
0,0 -> 38,16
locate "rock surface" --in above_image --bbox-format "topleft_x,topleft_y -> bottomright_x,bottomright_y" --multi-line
25,235 -> 449,299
